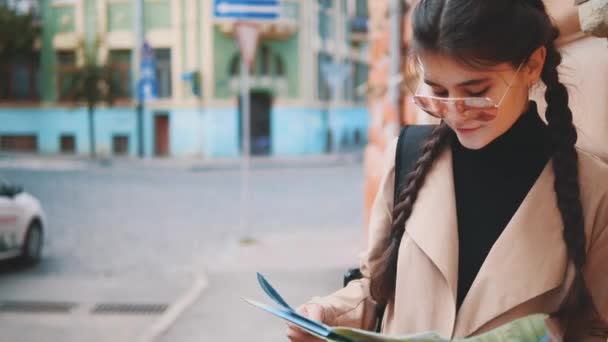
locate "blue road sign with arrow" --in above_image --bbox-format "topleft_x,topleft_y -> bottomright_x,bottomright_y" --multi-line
137,42 -> 158,102
214,0 -> 281,20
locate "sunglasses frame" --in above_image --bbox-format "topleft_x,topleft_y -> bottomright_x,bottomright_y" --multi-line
410,62 -> 525,120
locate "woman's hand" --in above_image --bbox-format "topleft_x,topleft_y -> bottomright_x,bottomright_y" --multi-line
286,303 -> 327,342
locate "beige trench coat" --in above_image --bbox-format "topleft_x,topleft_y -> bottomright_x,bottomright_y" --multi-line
310,139 -> 608,340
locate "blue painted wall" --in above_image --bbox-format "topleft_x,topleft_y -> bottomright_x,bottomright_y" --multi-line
201,108 -> 239,158
327,107 -> 369,152
0,107 -> 144,156
272,108 -> 325,156
0,106 -> 369,159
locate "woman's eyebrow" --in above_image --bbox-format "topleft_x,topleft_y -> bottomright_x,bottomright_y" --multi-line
457,78 -> 491,87
424,78 -> 491,87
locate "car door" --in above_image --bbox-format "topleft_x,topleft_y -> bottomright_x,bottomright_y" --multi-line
0,183 -> 18,252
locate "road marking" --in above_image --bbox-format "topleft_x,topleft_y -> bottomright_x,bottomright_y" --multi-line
138,273 -> 209,342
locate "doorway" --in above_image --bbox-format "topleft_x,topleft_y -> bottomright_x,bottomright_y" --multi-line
238,90 -> 272,156
154,113 -> 170,157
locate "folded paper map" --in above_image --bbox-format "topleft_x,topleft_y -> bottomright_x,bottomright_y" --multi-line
244,273 -> 551,342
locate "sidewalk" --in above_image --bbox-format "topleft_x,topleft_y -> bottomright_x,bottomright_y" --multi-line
0,272 -> 197,342
154,229 -> 365,342
0,151 -> 363,172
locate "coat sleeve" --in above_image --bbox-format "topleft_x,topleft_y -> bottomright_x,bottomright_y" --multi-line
584,220 -> 608,341
307,139 -> 398,330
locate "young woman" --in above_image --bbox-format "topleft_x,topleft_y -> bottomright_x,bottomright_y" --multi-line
288,0 -> 608,340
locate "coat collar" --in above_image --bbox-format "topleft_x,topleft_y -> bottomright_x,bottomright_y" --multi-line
404,147 -> 568,337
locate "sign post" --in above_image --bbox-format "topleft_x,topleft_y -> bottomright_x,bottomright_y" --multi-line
321,61 -> 352,154
135,41 -> 158,158
214,0 -> 280,233
235,21 -> 260,233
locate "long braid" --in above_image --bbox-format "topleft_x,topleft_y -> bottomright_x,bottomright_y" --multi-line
370,123 -> 453,304
542,28 -> 608,339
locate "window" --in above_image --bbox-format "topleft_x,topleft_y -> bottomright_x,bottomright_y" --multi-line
154,48 -> 172,98
0,52 -> 40,102
260,45 -> 271,75
317,52 -> 332,101
275,55 -> 285,77
112,135 -> 129,155
0,135 -> 38,152
355,0 -> 367,16
318,0 -> 332,9
108,49 -> 133,99
229,54 -> 240,76
229,48 -> 284,78
56,50 -> 77,101
60,134 -> 76,154
353,61 -> 368,103
318,10 -> 332,40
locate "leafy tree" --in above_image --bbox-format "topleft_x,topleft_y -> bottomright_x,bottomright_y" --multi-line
0,3 -> 40,98
64,39 -> 119,157
0,3 -> 39,63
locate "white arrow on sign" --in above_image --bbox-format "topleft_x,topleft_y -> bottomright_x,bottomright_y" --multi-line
216,3 -> 280,15
321,61 -> 352,91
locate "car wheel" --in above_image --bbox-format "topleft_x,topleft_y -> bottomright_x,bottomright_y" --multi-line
19,221 -> 43,266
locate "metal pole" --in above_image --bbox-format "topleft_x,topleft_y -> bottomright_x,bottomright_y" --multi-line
321,4 -> 331,155
239,58 -> 251,232
134,0 -> 145,158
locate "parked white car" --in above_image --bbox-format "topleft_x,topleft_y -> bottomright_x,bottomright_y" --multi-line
0,176 -> 45,265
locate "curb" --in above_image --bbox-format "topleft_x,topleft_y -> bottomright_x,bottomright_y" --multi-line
138,273 -> 209,342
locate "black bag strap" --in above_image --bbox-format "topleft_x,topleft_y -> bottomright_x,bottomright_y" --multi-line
393,125 -> 437,204
373,124 -> 436,333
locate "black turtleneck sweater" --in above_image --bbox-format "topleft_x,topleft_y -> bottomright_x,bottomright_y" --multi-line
452,102 -> 554,309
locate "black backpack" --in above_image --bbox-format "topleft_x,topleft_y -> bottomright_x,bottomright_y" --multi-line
342,124 -> 436,332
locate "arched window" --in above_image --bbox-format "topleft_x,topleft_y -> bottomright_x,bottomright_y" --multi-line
260,45 -> 271,75
274,54 -> 285,77
229,54 -> 240,76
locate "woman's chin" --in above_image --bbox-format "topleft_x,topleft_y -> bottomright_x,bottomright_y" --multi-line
455,129 -> 491,150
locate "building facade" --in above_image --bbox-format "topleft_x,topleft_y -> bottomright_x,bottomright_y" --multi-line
0,0 -> 371,158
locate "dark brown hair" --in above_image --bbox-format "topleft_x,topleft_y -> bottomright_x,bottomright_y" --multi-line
370,0 -> 607,338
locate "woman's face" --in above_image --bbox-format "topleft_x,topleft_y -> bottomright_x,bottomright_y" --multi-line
417,51 -> 542,149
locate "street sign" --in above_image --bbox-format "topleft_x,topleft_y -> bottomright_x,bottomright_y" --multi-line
321,61 -> 352,97
214,0 -> 281,20
137,41 -> 158,102
235,21 -> 261,71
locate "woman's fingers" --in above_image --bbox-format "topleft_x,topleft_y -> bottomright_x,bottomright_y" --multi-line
286,304 -> 326,342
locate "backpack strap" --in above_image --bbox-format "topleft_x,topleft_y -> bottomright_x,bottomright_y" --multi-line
393,125 -> 437,204
373,124 -> 436,333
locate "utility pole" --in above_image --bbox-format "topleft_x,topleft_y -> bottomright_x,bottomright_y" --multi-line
134,0 -> 145,158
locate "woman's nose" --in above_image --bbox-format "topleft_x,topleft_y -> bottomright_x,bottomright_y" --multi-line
443,101 -> 470,120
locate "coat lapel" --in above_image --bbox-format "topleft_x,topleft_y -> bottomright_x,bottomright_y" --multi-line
404,149 -> 568,338
405,148 -> 459,311
454,161 -> 568,337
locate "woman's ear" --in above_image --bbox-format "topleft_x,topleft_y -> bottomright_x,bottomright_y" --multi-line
526,46 -> 547,87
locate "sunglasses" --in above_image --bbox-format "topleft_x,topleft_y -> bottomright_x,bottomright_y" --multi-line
411,62 -> 524,122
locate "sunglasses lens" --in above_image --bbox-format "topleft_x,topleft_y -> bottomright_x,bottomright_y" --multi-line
413,96 -> 447,119
413,96 -> 498,121
463,107 -> 499,122
463,97 -> 493,108
462,98 -> 498,121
